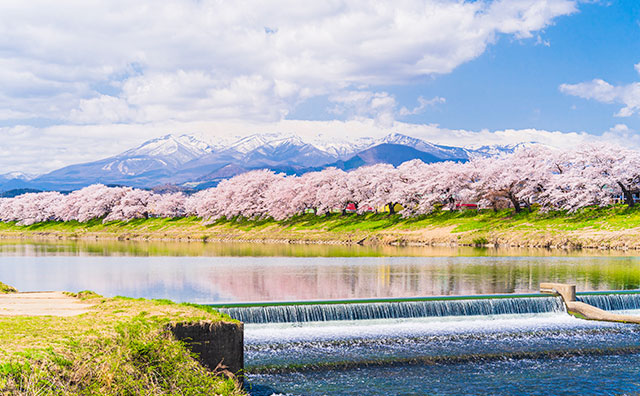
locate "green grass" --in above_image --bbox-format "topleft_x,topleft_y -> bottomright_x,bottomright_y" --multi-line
0,281 -> 17,294
1,204 -> 640,248
0,292 -> 245,396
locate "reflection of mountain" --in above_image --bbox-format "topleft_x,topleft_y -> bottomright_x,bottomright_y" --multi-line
0,252 -> 629,303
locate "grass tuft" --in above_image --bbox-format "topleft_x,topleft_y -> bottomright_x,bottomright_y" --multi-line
0,294 -> 245,395
0,281 -> 17,294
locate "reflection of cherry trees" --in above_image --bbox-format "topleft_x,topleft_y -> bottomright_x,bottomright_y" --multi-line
2,143 -> 640,224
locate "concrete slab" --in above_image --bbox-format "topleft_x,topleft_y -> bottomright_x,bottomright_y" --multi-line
0,292 -> 94,317
540,283 -> 640,324
566,300 -> 640,324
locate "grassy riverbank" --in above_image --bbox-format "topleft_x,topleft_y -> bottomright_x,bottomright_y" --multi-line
1,205 -> 640,249
0,282 -> 17,294
0,290 -> 245,395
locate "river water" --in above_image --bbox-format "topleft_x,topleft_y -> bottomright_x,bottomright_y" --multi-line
2,239 -> 640,394
3,239 -> 640,302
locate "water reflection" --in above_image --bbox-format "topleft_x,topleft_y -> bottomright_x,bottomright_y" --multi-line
1,240 -> 640,302
0,238 -> 639,258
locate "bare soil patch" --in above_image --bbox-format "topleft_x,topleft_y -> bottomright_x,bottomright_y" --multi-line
0,291 -> 94,316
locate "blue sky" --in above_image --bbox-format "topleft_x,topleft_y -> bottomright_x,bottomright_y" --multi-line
0,0 -> 638,174
291,0 -> 640,135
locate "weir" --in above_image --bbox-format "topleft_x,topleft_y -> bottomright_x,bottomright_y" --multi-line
212,295 -> 565,324
577,292 -> 640,311
541,283 -> 640,324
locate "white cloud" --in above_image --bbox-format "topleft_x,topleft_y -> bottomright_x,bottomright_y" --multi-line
329,91 -> 398,126
398,96 -> 446,116
329,91 -> 445,126
0,0 -> 586,175
600,123 -> 640,146
69,72 -> 289,123
560,64 -> 640,117
0,0 -> 577,125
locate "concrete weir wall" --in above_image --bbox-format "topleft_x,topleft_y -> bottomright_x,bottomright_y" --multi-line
169,321 -> 244,377
540,282 -> 640,325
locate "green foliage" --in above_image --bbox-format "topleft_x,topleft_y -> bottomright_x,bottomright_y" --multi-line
0,281 -> 17,294
472,236 -> 489,246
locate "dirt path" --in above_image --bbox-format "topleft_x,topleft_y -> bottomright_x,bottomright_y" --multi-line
0,292 -> 93,316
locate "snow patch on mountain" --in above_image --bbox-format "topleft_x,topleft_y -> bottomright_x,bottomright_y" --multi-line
469,142 -> 541,157
121,134 -> 213,163
0,172 -> 35,181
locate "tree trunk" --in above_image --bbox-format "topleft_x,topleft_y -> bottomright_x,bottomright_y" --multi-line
507,193 -> 521,213
387,202 -> 395,215
618,181 -> 635,208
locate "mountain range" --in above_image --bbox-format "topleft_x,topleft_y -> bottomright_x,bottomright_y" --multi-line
0,133 -> 532,192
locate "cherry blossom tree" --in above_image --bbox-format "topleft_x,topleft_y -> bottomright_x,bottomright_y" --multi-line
3,144 -> 640,224
314,168 -> 352,215
150,192 -> 187,218
349,164 -> 404,214
288,171 -> 329,215
104,188 -> 155,222
265,175 -> 304,220
56,184 -> 128,222
542,144 -> 640,211
0,191 -> 64,225
473,146 -> 556,212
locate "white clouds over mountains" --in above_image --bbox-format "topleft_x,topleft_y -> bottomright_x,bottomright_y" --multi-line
1,0 -> 576,125
560,63 -> 640,117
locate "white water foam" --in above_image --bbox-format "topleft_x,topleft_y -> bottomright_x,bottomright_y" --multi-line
245,312 -> 622,344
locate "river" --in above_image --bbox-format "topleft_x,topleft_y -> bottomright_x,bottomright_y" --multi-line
2,239 -> 640,395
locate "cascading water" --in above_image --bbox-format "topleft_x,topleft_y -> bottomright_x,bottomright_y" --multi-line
217,296 -> 565,324
578,292 -> 640,311
241,294 -> 640,395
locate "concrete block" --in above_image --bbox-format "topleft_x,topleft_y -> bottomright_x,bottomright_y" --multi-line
540,283 -> 576,302
169,321 -> 244,377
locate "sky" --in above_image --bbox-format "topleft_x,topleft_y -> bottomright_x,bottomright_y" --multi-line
1,0 -> 640,174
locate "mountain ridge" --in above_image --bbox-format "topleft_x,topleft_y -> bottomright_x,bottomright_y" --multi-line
0,133 -> 536,192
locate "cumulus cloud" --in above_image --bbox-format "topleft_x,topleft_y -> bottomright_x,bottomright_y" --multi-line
398,96 -> 446,116
329,91 -> 398,126
560,64 -> 640,117
328,90 -> 446,126
0,0 -> 577,125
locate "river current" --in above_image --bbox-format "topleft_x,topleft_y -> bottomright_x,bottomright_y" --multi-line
3,239 -> 640,395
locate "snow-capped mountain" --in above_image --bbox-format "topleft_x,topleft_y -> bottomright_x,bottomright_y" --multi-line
240,135 -> 336,167
306,135 -> 376,159
330,143 -> 454,171
228,133 -> 284,154
7,132 -> 535,192
0,172 -> 35,181
376,132 -> 470,160
118,134 -> 214,166
0,172 -> 35,193
32,134 -> 216,189
470,142 -> 539,157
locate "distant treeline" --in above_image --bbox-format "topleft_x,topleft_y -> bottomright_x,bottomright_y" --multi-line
1,144 -> 639,225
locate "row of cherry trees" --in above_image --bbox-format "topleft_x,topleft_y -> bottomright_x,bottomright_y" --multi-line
1,144 -> 639,225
